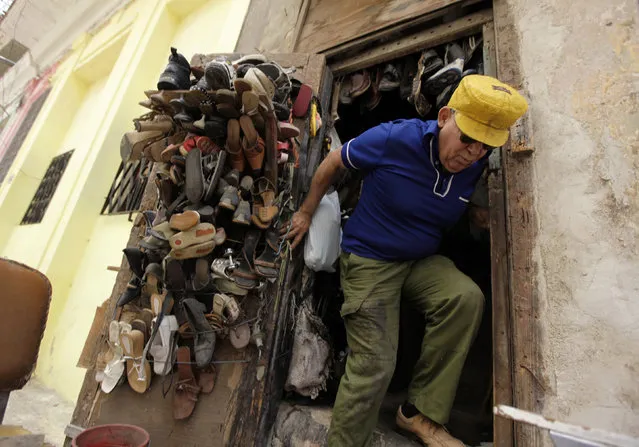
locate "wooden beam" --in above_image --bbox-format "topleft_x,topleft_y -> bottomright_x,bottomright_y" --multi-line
321,0 -> 482,59
492,1 -> 545,446
329,9 -> 493,76
483,21 -> 514,447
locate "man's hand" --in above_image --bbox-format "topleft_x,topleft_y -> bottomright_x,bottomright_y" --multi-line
282,210 -> 312,250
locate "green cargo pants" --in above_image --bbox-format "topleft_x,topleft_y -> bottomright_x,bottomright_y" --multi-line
327,253 -> 484,447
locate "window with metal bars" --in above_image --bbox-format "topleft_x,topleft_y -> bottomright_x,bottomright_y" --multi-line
101,159 -> 150,215
20,150 -> 74,225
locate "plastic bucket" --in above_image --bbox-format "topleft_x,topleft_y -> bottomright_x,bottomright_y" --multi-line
72,424 -> 150,447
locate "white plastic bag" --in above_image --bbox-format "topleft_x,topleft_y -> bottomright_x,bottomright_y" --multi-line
304,191 -> 341,272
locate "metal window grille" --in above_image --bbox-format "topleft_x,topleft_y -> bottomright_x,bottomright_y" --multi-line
101,159 -> 150,215
20,150 -> 74,225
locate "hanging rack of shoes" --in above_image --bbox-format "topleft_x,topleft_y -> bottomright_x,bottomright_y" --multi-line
88,49 -> 329,425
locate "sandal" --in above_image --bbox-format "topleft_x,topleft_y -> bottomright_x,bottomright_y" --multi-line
173,346 -> 200,420
232,230 -> 260,289
251,177 -> 278,228
120,329 -> 151,394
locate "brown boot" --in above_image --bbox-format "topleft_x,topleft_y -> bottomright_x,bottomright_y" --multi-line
396,407 -> 464,447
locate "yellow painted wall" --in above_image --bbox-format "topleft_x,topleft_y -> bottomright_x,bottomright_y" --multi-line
0,0 -> 251,403
37,215 -> 132,402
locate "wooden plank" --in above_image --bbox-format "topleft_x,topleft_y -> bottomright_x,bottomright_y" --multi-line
483,21 -> 514,447
329,9 -> 493,76
76,300 -> 109,369
296,0 -> 467,54
492,1 -> 545,446
321,0 -> 482,59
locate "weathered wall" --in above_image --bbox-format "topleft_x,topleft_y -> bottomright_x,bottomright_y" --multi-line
507,0 -> 639,437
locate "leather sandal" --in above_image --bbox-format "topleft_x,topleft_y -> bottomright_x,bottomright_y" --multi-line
251,177 -> 278,228
173,346 -> 200,420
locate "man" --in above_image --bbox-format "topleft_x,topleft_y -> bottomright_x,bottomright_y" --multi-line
286,75 -> 528,446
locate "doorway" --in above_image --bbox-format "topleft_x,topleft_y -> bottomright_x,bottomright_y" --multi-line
283,5 -> 510,446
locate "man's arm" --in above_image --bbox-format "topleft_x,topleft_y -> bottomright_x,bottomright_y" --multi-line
284,149 -> 346,249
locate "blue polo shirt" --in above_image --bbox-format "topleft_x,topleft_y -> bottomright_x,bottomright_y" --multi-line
341,119 -> 486,261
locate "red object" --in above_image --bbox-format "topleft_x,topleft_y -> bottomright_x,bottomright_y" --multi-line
292,84 -> 313,118
72,424 -> 150,447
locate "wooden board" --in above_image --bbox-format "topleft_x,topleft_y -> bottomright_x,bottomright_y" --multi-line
66,53 -> 330,447
295,0 -> 466,53
492,0 -> 545,445
483,21 -> 514,447
329,9 -> 493,76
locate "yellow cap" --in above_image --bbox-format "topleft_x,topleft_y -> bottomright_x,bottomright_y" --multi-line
447,75 -> 528,147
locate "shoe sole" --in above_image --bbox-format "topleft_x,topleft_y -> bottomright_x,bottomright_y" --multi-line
169,223 -> 216,249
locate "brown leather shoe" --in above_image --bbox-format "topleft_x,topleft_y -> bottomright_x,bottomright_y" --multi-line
396,407 -> 464,446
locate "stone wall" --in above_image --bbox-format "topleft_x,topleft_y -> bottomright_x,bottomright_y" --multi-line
508,0 -> 639,436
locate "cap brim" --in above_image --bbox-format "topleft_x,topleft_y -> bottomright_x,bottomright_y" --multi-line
454,112 -> 509,147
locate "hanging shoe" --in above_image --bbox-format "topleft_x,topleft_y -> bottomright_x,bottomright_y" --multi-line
157,47 -> 191,91
379,63 -> 401,91
203,150 -> 227,203
232,230 -> 260,289
239,115 -> 265,176
219,185 -> 240,211
173,346 -> 201,420
169,223 -> 216,250
423,44 -> 464,96
232,199 -> 251,226
149,315 -> 179,376
170,240 -> 216,260
120,328 -> 151,394
192,59 -> 234,91
169,210 -> 200,231
185,148 -> 205,204
229,323 -> 251,350
170,95 -> 199,126
226,118 -> 245,172
182,298 -> 215,367
198,365 -> 216,394
120,130 -> 164,162
255,226 -> 282,278
212,293 -> 240,323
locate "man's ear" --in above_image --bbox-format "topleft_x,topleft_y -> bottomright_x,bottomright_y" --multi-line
438,107 -> 453,128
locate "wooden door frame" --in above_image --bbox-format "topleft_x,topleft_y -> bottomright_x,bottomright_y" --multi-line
311,6 -> 541,447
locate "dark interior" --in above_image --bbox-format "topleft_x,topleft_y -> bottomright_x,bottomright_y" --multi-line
285,34 -> 494,446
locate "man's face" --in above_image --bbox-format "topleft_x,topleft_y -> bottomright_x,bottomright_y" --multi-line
437,107 -> 489,173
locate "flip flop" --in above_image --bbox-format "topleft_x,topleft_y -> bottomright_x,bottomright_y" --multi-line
185,148 -> 205,204
174,346 -> 200,420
